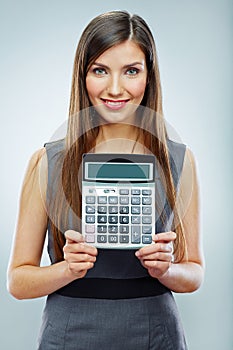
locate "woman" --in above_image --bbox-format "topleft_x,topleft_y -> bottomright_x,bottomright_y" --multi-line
7,10 -> 204,349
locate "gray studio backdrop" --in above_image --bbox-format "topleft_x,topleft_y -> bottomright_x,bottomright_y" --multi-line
1,0 -> 232,349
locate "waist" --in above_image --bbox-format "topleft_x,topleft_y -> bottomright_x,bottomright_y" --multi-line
56,277 -> 169,299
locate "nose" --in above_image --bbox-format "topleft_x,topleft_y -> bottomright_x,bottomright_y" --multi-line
107,74 -> 123,96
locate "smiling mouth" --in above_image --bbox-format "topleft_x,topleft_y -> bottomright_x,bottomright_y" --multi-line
101,98 -> 130,109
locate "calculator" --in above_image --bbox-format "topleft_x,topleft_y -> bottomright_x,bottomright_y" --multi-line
82,153 -> 156,249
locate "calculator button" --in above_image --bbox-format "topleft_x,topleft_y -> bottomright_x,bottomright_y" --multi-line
120,206 -> 129,214
142,216 -> 152,224
109,206 -> 118,214
142,206 -> 152,214
86,205 -> 95,214
86,215 -> 95,223
97,225 -> 107,233
131,226 -> 141,243
131,216 -> 141,224
85,225 -> 95,233
142,189 -> 152,195
120,225 -> 129,233
108,216 -> 118,224
108,235 -> 118,243
131,206 -> 140,214
98,196 -> 107,204
120,196 -> 129,205
142,197 -> 152,205
131,197 -> 140,205
142,226 -> 152,234
120,216 -> 129,224
98,206 -> 107,214
86,196 -> 96,204
142,235 -> 152,244
85,234 -> 95,243
108,225 -> 118,233
108,196 -> 118,204
120,235 -> 129,243
119,189 -> 129,195
131,189 -> 141,195
97,215 -> 107,224
97,235 -> 107,243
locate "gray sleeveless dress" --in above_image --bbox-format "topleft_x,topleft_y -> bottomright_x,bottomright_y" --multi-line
37,138 -> 188,350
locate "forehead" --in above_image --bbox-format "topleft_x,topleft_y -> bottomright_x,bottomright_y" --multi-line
95,40 -> 145,64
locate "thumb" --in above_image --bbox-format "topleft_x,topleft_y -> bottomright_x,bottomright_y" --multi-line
64,230 -> 84,244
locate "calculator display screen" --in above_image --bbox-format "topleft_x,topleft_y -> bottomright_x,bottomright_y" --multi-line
86,162 -> 153,181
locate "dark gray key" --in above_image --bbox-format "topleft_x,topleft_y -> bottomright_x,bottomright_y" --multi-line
98,206 -> 107,214
108,225 -> 118,233
97,225 -> 107,233
97,215 -> 107,224
86,205 -> 95,214
97,235 -> 107,243
142,235 -> 152,244
120,216 -> 129,224
86,215 -> 95,223
108,235 -> 118,243
109,206 -> 118,214
120,235 -> 129,243
120,206 -> 129,214
108,216 -> 118,224
120,226 -> 129,233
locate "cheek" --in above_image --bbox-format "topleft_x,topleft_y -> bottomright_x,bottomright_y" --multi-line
127,79 -> 147,98
86,78 -> 103,99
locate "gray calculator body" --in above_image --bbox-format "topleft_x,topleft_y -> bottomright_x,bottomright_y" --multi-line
82,153 -> 156,249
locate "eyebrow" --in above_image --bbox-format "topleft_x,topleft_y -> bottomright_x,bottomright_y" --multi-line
93,61 -> 144,69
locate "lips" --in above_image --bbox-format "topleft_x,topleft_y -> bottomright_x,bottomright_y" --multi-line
101,98 -> 130,110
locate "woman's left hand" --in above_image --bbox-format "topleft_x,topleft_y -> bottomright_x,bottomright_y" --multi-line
135,231 -> 176,279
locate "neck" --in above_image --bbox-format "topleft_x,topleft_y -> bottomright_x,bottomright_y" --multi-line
98,123 -> 137,142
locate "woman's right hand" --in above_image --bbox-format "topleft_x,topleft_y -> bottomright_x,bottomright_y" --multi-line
63,230 -> 98,279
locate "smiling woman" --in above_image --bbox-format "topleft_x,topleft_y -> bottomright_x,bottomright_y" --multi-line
7,10 -> 204,350
86,40 -> 147,123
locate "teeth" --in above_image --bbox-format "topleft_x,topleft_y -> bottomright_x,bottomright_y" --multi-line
105,100 -> 125,106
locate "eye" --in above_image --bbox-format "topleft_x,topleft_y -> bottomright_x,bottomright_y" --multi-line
93,67 -> 107,75
126,68 -> 139,76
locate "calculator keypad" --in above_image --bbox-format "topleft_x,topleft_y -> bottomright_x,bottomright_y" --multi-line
83,187 -> 154,248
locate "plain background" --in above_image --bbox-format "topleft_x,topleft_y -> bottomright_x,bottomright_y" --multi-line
1,0 -> 232,349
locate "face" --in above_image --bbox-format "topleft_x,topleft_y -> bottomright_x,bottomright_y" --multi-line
86,40 -> 147,124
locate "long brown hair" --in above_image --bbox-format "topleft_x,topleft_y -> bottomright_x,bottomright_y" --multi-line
48,11 -> 187,262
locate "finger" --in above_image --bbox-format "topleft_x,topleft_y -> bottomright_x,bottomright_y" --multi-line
143,259 -> 170,270
153,231 -> 176,243
64,251 -> 97,263
65,230 -> 84,243
63,242 -> 98,256
136,242 -> 173,258
68,261 -> 95,274
140,252 -> 173,263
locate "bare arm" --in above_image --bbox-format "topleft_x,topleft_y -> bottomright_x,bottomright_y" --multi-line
136,148 -> 205,293
7,149 -> 97,300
